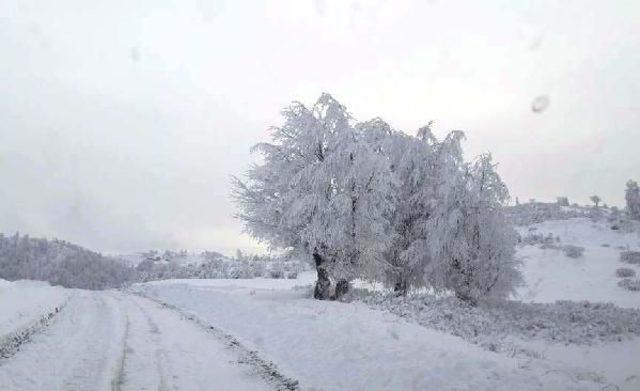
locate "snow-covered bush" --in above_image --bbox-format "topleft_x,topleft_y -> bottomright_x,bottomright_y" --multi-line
358,292 -> 640,347
520,232 -> 557,246
621,251 -> 640,265
562,245 -> 585,258
609,216 -> 636,232
616,267 -> 636,278
268,269 -> 285,279
618,278 -> 640,291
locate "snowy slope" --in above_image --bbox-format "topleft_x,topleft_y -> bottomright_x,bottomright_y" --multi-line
513,218 -> 640,390
516,218 -> 640,308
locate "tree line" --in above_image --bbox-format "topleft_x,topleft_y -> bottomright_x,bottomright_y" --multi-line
0,233 -> 134,289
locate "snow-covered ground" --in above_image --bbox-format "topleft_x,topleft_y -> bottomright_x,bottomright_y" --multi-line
131,217 -> 640,391
517,218 -> 640,307
134,272 -> 639,391
1,217 -> 639,390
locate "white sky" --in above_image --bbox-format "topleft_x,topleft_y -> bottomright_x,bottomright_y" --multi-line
1,0 -> 639,254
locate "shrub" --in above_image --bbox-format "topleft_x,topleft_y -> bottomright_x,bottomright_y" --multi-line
618,278 -> 640,291
616,268 -> 636,278
286,271 -> 298,279
621,251 -> 640,265
563,245 -> 585,258
269,269 -> 285,279
521,233 -> 556,246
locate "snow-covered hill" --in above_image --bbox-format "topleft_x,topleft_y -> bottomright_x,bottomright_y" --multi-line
516,217 -> 640,307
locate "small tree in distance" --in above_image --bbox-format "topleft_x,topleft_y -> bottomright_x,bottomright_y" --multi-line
590,195 -> 601,208
626,180 -> 640,220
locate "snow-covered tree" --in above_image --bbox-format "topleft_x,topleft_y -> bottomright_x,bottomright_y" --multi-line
426,152 -> 521,304
626,180 -> 640,220
232,94 -> 395,299
234,94 -> 520,302
375,123 -> 441,294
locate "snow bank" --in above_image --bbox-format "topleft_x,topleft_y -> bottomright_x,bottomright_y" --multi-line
0,279 -> 67,337
0,279 -> 68,358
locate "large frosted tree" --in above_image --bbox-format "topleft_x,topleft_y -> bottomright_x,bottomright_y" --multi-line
232,94 -> 395,299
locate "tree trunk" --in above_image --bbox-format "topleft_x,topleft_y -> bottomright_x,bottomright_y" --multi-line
333,279 -> 350,300
313,250 -> 331,300
393,279 -> 408,296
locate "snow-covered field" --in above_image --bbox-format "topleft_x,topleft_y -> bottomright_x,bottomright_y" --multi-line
517,218 -> 640,307
0,217 -> 639,390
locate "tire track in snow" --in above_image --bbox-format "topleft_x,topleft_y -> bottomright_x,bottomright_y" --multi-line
128,296 -> 170,391
0,291 -> 128,390
111,313 -> 130,391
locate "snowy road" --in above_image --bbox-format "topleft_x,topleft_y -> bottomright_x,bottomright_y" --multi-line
0,290 -> 273,391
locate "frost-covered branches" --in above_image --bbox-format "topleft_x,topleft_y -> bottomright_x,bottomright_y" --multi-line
233,94 -> 395,299
233,94 -> 520,303
426,154 -> 521,302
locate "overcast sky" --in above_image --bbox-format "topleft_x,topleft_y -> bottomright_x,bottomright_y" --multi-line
1,0 -> 639,254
